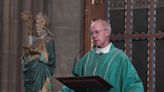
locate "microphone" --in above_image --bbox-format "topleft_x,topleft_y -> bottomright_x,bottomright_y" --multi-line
100,52 -> 103,55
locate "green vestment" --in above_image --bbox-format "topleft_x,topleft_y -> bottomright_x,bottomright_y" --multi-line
60,44 -> 144,92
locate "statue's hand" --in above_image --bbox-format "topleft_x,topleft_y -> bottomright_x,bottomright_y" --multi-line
28,47 -> 41,55
22,44 -> 31,55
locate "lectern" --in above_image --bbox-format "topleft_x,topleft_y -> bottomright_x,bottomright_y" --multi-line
56,76 -> 112,92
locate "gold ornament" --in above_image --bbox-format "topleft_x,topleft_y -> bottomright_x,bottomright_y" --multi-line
21,11 -> 33,34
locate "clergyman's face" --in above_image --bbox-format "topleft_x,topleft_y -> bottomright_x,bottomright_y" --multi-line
90,22 -> 110,48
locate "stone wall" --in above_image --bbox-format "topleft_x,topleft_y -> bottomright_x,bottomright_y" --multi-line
50,0 -> 83,91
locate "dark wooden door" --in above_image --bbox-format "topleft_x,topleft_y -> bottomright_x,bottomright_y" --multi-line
83,0 -> 164,92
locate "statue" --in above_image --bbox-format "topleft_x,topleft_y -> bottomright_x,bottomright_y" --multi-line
21,11 -> 56,92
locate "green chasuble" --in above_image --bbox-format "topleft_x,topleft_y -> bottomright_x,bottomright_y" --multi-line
60,44 -> 144,92
21,37 -> 56,92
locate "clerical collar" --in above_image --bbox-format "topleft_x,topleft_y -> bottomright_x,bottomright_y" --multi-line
95,43 -> 112,54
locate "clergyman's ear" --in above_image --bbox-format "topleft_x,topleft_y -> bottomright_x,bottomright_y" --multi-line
106,30 -> 111,36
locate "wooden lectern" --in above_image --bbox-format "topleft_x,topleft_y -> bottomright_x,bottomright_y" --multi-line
56,76 -> 112,92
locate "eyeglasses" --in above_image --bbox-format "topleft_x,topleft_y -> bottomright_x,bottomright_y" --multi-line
89,29 -> 107,36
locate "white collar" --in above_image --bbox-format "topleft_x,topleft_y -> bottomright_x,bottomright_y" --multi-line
96,43 -> 112,54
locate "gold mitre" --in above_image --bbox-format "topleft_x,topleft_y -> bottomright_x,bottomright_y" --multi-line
35,12 -> 49,27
